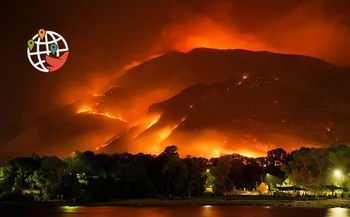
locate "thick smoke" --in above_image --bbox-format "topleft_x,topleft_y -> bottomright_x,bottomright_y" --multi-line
152,0 -> 350,66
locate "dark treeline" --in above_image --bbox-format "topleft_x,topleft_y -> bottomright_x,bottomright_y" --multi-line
0,145 -> 349,202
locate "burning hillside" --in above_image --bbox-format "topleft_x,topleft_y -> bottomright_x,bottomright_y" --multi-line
97,71 -> 350,158
3,48 -> 350,160
77,107 -> 129,123
78,49 -> 350,158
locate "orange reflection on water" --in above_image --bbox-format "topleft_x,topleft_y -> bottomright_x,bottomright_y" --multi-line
53,205 -> 333,217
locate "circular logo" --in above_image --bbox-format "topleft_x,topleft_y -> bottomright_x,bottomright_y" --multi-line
27,29 -> 69,72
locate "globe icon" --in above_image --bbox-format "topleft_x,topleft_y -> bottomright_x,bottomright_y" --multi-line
27,30 -> 69,72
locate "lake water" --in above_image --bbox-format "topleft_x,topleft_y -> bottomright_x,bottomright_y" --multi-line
1,205 -> 350,217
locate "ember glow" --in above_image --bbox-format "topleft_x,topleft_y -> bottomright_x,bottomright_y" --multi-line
147,119 -> 159,129
131,113 -> 163,139
77,107 -> 129,123
96,136 -> 120,151
158,118 -> 186,141
93,93 -> 104,97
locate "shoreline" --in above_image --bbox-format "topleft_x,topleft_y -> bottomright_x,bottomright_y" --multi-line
2,198 -> 350,208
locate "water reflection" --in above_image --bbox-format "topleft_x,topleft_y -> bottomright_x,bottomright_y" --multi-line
54,206 -> 330,217
326,208 -> 350,217
60,206 -> 79,212
1,205 -> 349,217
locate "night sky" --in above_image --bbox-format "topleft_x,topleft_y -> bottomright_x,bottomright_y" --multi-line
1,0 -> 350,152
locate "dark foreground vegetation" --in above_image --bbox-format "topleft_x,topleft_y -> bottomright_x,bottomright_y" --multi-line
1,145 -> 350,203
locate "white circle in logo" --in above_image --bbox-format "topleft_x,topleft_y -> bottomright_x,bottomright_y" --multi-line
27,30 -> 69,72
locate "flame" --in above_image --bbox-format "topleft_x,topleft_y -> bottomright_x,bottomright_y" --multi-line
95,144 -> 108,151
93,93 -> 104,97
139,113 -> 162,129
122,60 -> 143,71
77,107 -> 93,113
96,136 -> 120,151
147,119 -> 159,129
242,73 -> 249,80
157,118 -> 186,144
77,107 -> 129,123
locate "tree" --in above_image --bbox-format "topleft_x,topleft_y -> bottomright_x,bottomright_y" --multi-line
228,155 -> 246,189
309,148 -> 329,184
30,156 -> 67,200
241,160 -> 262,189
267,148 -> 287,166
161,146 -> 187,198
184,157 -> 207,197
211,155 -> 233,194
258,182 -> 269,195
0,155 -> 41,200
113,153 -> 154,199
283,147 -> 315,184
329,145 -> 350,171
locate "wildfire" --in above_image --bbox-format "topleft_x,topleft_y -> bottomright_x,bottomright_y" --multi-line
242,73 -> 249,80
147,119 -> 159,129
77,107 -> 129,123
95,144 -> 108,151
96,136 -> 120,151
122,60 -> 143,71
158,118 -> 187,142
93,93 -> 104,97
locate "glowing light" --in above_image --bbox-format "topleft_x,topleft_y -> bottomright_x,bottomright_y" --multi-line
147,119 -> 159,129
122,60 -> 143,71
242,73 -> 249,80
78,107 -> 92,113
61,206 -> 78,212
77,107 -> 129,123
334,170 -> 342,177
96,144 -> 108,151
155,118 -> 187,144
93,93 -> 104,97
326,207 -> 350,217
96,136 -> 120,151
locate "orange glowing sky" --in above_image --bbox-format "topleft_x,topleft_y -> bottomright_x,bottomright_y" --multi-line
149,0 -> 350,66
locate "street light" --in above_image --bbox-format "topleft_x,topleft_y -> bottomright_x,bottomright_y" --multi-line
334,170 -> 341,177
334,170 -> 344,182
261,173 -> 270,183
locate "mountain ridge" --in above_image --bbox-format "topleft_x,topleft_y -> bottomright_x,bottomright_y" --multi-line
3,48 -> 350,160
100,72 -> 350,157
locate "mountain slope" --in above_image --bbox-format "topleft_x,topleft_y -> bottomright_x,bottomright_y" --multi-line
1,101 -> 129,160
100,48 -> 350,120
4,48 -> 350,160
100,73 -> 350,157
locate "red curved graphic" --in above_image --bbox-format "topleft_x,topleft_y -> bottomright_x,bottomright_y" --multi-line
45,52 -> 69,72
